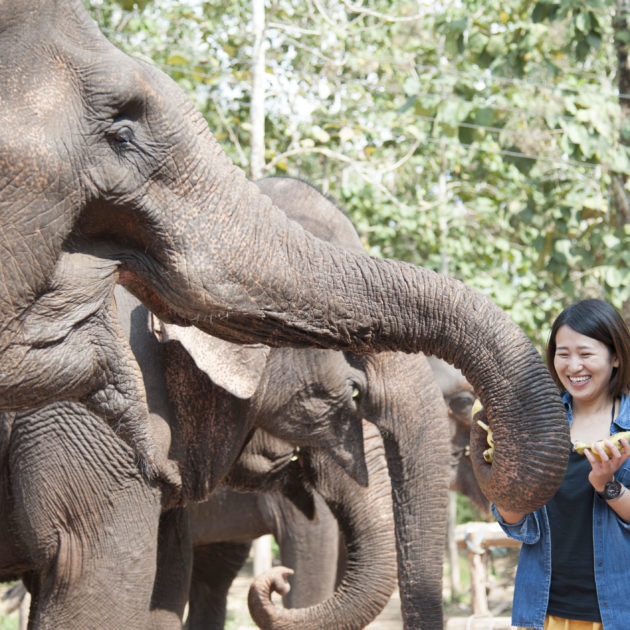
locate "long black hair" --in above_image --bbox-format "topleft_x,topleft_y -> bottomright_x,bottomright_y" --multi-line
546,299 -> 630,397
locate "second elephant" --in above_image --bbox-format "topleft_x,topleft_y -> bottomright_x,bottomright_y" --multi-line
184,356 -> 487,629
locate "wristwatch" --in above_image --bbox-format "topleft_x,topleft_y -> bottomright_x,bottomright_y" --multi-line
597,479 -> 625,501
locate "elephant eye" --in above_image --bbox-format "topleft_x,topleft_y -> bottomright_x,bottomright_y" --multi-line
351,385 -> 361,400
111,126 -> 134,144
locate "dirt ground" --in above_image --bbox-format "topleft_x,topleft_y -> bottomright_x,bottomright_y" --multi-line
0,547 -> 520,629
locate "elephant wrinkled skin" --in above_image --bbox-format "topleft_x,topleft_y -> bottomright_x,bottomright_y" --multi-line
184,358 -> 487,628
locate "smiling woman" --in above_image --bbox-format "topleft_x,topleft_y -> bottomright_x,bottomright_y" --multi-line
494,298 -> 630,630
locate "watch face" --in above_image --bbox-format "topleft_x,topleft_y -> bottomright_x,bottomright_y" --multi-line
604,480 -> 622,499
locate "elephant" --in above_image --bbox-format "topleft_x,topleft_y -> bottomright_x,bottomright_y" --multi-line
0,0 -> 568,518
182,356 -> 486,630
1,2 -> 570,627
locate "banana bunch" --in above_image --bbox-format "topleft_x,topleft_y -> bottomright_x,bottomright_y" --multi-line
573,431 -> 630,461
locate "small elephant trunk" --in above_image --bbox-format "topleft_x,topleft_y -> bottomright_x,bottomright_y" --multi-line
247,423 -> 397,630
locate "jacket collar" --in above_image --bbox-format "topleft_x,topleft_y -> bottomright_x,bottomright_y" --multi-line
562,391 -> 630,431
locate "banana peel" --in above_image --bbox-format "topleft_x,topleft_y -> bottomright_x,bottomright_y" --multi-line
573,431 -> 630,462
472,400 -> 494,464
477,420 -> 494,464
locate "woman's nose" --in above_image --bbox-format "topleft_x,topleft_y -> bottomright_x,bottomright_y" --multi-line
568,356 -> 583,371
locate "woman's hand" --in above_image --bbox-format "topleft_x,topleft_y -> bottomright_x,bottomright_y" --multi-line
585,438 -> 630,492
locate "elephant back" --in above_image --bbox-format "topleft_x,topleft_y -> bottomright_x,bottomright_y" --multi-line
256,178 -> 365,254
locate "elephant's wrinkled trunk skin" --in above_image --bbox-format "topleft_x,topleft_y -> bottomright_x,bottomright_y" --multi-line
248,423 -> 397,630
357,351 -> 451,630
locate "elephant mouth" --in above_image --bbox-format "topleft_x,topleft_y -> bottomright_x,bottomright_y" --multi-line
118,268 -> 189,327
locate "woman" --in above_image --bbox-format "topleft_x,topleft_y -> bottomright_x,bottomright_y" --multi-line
493,298 -> 630,630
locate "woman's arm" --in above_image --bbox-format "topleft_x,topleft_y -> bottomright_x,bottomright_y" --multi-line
493,505 -> 527,524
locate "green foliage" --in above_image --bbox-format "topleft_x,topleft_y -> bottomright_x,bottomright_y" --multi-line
455,493 -> 490,525
0,617 -> 18,630
84,0 -> 630,351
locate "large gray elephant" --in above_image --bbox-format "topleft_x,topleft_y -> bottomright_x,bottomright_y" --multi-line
0,1 -> 568,517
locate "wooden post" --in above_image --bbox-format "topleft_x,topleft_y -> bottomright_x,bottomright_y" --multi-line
19,590 -> 30,630
253,534 -> 273,576
468,550 -> 489,616
455,522 -> 521,616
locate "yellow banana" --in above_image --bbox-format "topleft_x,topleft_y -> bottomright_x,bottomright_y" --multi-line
477,419 -> 494,464
573,431 -> 630,461
472,399 -> 483,416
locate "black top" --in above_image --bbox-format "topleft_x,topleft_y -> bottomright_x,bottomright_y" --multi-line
546,448 -> 602,622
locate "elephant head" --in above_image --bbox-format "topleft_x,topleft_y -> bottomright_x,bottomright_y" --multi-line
1,0 -> 568,521
184,423 -> 397,630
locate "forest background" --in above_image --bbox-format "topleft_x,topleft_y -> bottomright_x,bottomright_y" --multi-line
87,0 -> 630,352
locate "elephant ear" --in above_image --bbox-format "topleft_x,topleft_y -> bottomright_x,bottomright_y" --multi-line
152,315 -> 270,399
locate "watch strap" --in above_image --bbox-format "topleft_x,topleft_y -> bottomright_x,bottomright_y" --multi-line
597,479 -> 625,501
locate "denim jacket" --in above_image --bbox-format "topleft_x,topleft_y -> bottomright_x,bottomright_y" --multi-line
492,392 -> 630,630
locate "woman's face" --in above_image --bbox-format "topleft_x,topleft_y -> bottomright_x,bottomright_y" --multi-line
553,324 -> 619,405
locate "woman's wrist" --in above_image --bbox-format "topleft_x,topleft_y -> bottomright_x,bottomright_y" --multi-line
595,478 -> 626,501
496,506 -> 526,524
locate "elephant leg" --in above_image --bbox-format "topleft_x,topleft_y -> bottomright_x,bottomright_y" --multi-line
10,402 -> 162,630
150,508 -> 193,630
186,541 -> 252,630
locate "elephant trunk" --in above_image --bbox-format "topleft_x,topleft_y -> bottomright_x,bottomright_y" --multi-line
129,159 -> 568,512
358,351 -> 451,629
247,422 -> 397,630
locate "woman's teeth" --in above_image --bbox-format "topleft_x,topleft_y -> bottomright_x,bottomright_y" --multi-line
570,376 -> 590,383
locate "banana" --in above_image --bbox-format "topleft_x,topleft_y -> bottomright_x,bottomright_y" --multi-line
477,419 -> 494,464
472,399 -> 483,416
573,431 -> 630,461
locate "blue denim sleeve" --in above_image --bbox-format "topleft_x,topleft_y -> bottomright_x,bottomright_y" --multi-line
491,504 -> 542,544
609,466 -> 630,530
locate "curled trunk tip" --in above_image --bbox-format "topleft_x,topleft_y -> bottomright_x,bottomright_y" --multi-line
248,566 -> 294,628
